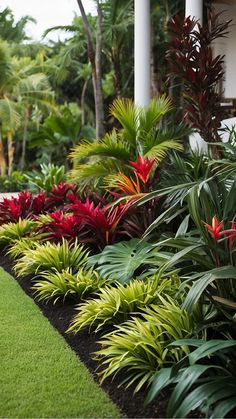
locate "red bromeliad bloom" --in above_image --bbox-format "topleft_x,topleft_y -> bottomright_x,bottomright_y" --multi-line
38,211 -> 80,242
203,216 -> 236,248
45,182 -> 78,210
70,197 -> 131,246
129,155 -> 155,184
204,216 -> 224,241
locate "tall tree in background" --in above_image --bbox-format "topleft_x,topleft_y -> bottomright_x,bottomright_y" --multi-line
76,0 -> 105,139
0,7 -> 36,43
102,0 -> 133,98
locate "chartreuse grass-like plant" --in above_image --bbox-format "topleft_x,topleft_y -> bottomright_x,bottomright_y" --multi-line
146,339 -> 236,418
14,238 -> 90,277
68,275 -> 181,333
33,268 -> 106,303
0,219 -> 37,248
6,237 -> 39,259
94,295 -> 195,392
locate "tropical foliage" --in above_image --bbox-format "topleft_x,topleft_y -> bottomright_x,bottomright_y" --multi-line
1,3 -> 236,419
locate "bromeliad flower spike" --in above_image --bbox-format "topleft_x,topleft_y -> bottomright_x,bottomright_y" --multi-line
129,155 -> 155,184
204,216 -> 224,241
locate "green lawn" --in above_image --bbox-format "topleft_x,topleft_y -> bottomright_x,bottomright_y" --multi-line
0,267 -> 120,418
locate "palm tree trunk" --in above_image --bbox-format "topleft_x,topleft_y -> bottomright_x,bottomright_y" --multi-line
0,126 -> 7,176
20,106 -> 29,171
81,78 -> 89,126
76,0 -> 105,139
112,52 -> 122,98
7,131 -> 14,176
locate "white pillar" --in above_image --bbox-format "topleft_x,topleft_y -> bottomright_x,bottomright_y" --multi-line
134,0 -> 150,107
185,0 -> 203,25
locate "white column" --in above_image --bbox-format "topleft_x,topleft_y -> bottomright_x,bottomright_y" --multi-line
134,0 -> 151,107
185,0 -> 203,25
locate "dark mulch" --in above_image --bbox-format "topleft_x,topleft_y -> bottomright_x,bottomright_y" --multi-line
0,253 -> 168,419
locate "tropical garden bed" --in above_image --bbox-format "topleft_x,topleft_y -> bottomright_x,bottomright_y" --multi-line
1,4 -> 236,419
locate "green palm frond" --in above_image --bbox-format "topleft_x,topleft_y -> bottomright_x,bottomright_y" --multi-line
0,97 -> 21,130
138,96 -> 173,134
0,40 -> 14,93
69,159 -> 124,189
144,140 -> 183,162
109,99 -> 138,146
70,131 -> 132,163
69,97 -> 186,190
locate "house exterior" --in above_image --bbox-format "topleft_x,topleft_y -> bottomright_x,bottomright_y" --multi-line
135,0 -> 236,106
134,0 -> 236,151
213,0 -> 236,100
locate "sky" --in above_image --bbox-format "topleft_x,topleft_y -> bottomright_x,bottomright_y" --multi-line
1,0 -> 96,42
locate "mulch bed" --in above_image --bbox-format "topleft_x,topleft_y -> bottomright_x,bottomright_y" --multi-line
0,252 -> 168,419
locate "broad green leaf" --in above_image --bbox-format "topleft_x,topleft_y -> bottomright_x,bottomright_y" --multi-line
167,364 -> 216,418
175,378 -> 235,418
183,266 -> 236,311
210,396 -> 236,418
145,368 -> 173,405
175,214 -> 190,237
88,239 -> 159,282
188,339 -> 236,365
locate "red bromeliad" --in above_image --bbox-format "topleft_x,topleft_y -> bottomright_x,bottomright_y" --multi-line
204,216 -> 236,250
45,182 -> 78,210
0,191 -> 46,225
204,216 -> 224,241
38,211 -> 80,242
129,155 -> 155,184
69,197 -> 132,246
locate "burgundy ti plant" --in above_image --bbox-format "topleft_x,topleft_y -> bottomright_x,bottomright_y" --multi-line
167,9 -> 231,157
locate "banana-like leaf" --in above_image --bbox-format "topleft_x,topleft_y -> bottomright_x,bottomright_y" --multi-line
88,239 -> 161,283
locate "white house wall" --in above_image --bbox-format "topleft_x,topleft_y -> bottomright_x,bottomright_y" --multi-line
214,3 -> 236,99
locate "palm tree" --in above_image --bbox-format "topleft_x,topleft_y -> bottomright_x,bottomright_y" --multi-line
0,40 -> 55,174
102,0 -> 134,98
69,96 -> 188,190
0,7 -> 36,43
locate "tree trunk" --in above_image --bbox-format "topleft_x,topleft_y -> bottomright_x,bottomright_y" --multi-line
7,131 -> 14,176
112,51 -> 122,98
81,78 -> 89,126
76,0 -> 105,139
20,106 -> 29,171
0,126 -> 7,176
